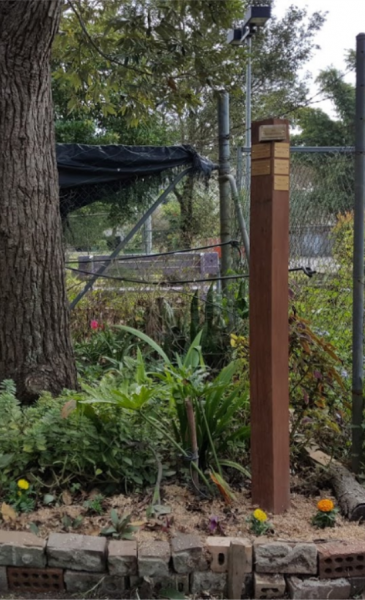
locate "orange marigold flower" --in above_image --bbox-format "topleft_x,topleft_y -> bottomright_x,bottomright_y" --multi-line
317,499 -> 334,512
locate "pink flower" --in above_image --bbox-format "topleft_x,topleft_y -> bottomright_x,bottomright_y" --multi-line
90,320 -> 99,330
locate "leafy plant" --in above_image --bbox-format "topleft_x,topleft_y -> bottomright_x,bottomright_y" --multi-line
6,479 -> 36,514
0,381 -> 157,494
230,307 -> 348,456
101,510 -> 139,540
247,509 -> 273,536
62,515 -> 84,531
312,499 -> 338,529
118,326 -> 250,478
83,494 -> 105,515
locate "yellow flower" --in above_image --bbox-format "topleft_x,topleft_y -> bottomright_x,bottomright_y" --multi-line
230,334 -> 238,348
253,508 -> 268,522
17,479 -> 30,491
317,499 -> 334,513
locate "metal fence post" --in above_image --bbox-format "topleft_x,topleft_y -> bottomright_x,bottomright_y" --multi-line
351,33 -> 365,473
218,91 -> 232,292
245,35 -> 252,196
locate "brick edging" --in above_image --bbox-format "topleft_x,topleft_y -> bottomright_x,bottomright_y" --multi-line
0,530 -> 362,598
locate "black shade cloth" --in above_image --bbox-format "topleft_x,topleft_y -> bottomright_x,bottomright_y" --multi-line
57,143 -> 216,189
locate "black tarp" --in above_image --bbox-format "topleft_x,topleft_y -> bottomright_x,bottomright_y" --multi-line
57,143 -> 215,189
57,143 -> 216,218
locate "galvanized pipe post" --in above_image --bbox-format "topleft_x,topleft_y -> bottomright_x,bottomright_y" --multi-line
245,35 -> 252,194
351,33 -> 365,473
218,91 -> 232,292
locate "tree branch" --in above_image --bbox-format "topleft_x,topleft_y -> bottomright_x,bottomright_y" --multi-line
67,0 -> 153,77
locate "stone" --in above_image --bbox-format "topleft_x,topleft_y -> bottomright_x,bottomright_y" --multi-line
138,540 -> 170,578
0,566 -> 7,591
64,570 -> 125,595
317,540 -> 365,579
108,540 -> 137,575
254,573 -> 286,599
134,573 -> 190,594
190,571 -> 227,595
47,533 -> 106,572
206,536 -> 252,573
287,576 -> 351,599
171,534 -> 206,573
255,541 -> 317,574
0,531 -> 46,568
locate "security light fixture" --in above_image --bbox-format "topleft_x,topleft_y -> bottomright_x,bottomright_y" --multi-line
227,5 -> 271,45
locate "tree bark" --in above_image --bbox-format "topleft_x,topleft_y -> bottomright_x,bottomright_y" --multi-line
174,175 -> 195,249
0,1 -> 78,402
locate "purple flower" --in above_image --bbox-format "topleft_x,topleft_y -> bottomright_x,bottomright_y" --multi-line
208,516 -> 219,533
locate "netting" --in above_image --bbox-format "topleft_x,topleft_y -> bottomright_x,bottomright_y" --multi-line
64,163 -> 237,367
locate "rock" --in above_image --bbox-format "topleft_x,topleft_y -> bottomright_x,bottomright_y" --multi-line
0,531 -> 46,568
47,533 -> 106,572
190,571 -> 227,595
138,540 -> 170,578
108,539 -> 137,575
255,541 -> 317,574
64,570 -> 125,595
287,576 -> 351,599
171,534 -> 206,574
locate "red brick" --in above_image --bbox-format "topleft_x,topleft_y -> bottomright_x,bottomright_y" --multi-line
318,541 -> 365,579
7,567 -> 64,594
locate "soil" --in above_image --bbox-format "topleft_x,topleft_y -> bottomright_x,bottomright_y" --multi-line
1,482 -> 365,543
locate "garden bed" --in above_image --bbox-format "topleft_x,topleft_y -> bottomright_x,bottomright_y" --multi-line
2,484 -> 364,543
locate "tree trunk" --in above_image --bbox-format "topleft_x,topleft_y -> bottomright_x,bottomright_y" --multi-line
174,175 -> 195,249
0,1 -> 78,402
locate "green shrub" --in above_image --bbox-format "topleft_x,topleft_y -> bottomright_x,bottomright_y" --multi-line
0,380 -> 156,494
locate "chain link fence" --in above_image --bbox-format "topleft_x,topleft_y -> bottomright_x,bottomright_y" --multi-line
65,145 -> 356,376
64,166 -> 233,358
237,146 -> 355,373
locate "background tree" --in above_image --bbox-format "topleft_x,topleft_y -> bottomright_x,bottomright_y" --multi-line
291,66 -> 355,215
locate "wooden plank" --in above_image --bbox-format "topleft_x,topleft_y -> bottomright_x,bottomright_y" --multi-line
227,541 -> 246,600
250,118 -> 291,514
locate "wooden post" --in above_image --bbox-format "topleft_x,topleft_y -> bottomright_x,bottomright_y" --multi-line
249,118 -> 291,514
227,541 -> 247,599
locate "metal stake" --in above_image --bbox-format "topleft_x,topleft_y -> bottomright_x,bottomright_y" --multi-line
351,33 -> 365,472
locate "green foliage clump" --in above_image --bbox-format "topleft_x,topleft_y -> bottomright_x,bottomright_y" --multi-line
0,380 -> 156,494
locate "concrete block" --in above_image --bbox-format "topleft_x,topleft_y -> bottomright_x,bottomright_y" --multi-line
171,534 -> 207,573
0,566 -> 7,591
138,540 -> 170,578
142,573 -> 190,594
64,570 -> 125,595
108,539 -> 137,575
350,576 -> 365,596
255,541 -> 317,574
47,533 -> 106,572
254,573 -> 286,599
0,531 -> 46,568
190,570 -> 227,595
206,536 -> 252,573
287,576 -> 351,599
318,540 -> 365,578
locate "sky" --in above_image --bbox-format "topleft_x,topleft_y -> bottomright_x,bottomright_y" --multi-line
273,0 -> 365,117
